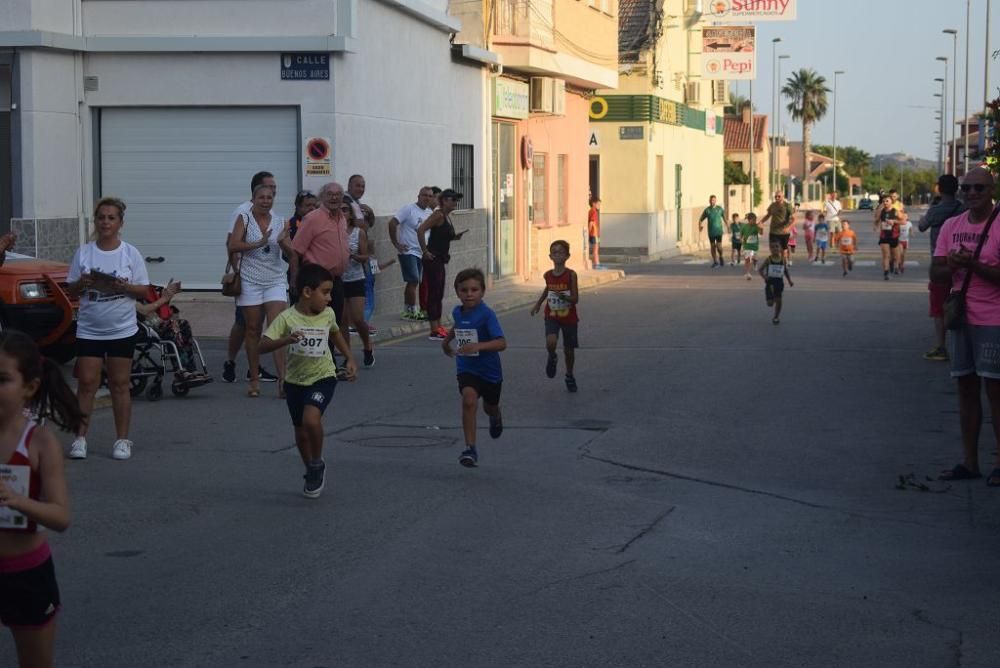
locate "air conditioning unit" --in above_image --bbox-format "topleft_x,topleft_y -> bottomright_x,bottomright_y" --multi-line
530,77 -> 555,113
713,80 -> 728,105
685,81 -> 701,104
551,79 -> 566,116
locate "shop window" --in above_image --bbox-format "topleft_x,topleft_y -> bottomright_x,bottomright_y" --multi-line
532,152 -> 548,225
451,144 -> 474,209
557,154 -> 568,224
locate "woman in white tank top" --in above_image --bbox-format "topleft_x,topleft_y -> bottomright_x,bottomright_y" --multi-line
340,205 -> 375,368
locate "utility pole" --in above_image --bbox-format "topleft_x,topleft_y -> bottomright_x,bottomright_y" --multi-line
934,88 -> 945,174
936,56 -> 948,172
771,38 -> 780,197
749,81 -> 754,212
964,0 -> 971,174
833,70 -> 844,196
944,28 -> 959,173
987,0 -> 993,112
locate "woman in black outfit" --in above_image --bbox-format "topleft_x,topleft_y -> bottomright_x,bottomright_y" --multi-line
417,189 -> 468,341
873,195 -> 900,280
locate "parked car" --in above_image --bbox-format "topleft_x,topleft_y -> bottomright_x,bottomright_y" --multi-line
858,198 -> 874,210
0,252 -> 77,362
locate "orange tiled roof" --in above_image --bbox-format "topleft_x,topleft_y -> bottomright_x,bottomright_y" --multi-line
723,115 -> 768,152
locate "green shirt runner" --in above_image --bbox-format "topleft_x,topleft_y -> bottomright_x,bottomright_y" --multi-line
700,205 -> 726,238
740,223 -> 762,252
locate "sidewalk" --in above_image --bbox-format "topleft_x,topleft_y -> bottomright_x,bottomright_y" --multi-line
172,267 -> 627,342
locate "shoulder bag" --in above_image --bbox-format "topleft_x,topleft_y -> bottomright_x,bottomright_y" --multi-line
943,204 -> 1000,331
221,215 -> 249,297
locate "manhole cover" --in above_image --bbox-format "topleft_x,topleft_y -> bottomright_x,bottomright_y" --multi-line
349,435 -> 453,449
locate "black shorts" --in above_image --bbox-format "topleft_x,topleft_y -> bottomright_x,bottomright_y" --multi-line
879,234 -> 899,248
765,278 -> 785,302
0,548 -> 61,628
343,279 -> 366,299
544,320 -> 579,348
709,235 -> 723,244
457,373 -> 502,407
76,331 -> 139,359
732,241 -> 742,251
284,377 -> 337,427
769,233 -> 790,250
588,236 -> 598,247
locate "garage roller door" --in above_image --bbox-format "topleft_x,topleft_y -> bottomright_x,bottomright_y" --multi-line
100,107 -> 299,288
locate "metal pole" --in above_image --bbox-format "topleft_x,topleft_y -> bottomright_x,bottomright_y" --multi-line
951,30 -> 958,172
964,0 -> 971,174
833,71 -> 843,196
749,81 -> 754,212
771,39 -> 780,196
986,0 -> 992,112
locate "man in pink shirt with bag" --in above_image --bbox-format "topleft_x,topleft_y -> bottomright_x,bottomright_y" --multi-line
932,167 -> 1000,486
290,182 -> 350,326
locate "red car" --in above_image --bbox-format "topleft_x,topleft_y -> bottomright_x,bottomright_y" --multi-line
0,252 -> 77,362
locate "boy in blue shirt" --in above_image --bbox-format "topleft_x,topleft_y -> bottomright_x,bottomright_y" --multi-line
442,268 -> 507,467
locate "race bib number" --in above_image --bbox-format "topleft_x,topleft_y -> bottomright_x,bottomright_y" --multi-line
880,221 -> 894,231
547,291 -> 570,312
732,229 -> 741,241
454,328 -> 479,357
368,259 -> 380,275
0,465 -> 30,529
767,263 -> 786,279
745,234 -> 758,245
292,327 -> 330,358
840,236 -> 853,248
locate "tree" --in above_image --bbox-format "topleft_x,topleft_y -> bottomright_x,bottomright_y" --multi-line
723,161 -> 762,207
782,69 -> 830,183
724,94 -> 750,116
811,144 -> 872,181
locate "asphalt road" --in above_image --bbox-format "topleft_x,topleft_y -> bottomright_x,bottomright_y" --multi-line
5,209 -> 999,668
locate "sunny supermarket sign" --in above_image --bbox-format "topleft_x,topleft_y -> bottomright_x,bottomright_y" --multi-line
707,0 -> 797,22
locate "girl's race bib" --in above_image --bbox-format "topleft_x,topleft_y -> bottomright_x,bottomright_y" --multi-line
292,327 -> 330,358
745,233 -> 759,245
0,465 -> 30,529
454,328 -> 479,356
767,262 -> 786,279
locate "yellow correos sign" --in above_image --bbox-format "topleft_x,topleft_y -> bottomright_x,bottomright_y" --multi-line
589,97 -> 609,120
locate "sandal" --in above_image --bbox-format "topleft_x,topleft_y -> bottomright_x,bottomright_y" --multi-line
247,386 -> 260,398
986,468 -> 1000,487
938,464 -> 982,481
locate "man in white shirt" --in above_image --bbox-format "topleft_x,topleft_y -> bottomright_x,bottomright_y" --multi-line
388,186 -> 435,320
222,170 -> 278,384
824,191 -> 843,239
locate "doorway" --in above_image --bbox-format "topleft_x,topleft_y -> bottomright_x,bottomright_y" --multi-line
492,121 -> 516,277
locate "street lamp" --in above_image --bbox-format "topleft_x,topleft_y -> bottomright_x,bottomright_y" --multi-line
934,86 -> 945,173
832,70 -> 845,196
771,38 -> 781,196
777,54 -> 790,197
943,28 -> 958,173
936,56 -> 948,172
963,1 -> 970,174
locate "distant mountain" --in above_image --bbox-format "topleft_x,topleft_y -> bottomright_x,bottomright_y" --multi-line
873,153 -> 936,171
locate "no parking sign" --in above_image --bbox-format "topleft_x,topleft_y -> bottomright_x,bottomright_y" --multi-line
305,137 -> 331,176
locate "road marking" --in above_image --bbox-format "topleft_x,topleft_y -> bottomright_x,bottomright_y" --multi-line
684,260 -> 710,265
854,260 -> 877,267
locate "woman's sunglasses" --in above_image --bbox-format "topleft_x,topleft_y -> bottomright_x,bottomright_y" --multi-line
960,183 -> 989,193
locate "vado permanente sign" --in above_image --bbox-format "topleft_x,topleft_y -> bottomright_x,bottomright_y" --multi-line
702,26 -> 756,80
707,0 -> 796,22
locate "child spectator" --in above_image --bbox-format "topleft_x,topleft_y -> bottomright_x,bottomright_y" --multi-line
740,213 -> 762,280
136,281 -> 209,382
838,221 -> 858,277
759,239 -> 794,325
897,213 -> 913,274
729,213 -> 743,266
802,210 -> 816,261
530,240 -> 580,392
259,264 -> 357,498
0,331 -> 83,667
442,269 -> 507,467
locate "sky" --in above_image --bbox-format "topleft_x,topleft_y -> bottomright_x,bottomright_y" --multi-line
726,0 -> 1000,162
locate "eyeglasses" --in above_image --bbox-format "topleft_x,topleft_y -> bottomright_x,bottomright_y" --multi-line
960,183 -> 989,193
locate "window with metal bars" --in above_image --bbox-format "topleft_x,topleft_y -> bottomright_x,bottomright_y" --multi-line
451,144 -> 474,209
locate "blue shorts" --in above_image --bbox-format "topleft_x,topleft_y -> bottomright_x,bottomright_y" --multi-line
816,240 -> 828,250
284,377 -> 337,427
398,254 -> 422,284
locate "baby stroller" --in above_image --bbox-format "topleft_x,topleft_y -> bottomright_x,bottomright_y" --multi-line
128,320 -> 212,401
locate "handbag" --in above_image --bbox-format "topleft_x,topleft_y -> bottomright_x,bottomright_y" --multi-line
221,215 -> 249,297
943,204 -> 1000,331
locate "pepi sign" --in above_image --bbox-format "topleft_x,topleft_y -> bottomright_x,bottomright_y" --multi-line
706,0 -> 796,22
702,26 -> 756,80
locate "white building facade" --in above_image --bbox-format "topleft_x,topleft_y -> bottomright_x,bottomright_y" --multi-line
1,0 -> 491,295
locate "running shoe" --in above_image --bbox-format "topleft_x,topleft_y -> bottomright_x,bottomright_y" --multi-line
843,270 -> 848,277
68,437 -> 87,460
363,349 -> 375,368
848,258 -> 854,271
711,262 -> 717,268
303,461 -> 326,498
546,352 -> 557,378
222,360 -> 236,383
414,310 -> 429,321
246,367 -> 278,383
745,273 -> 752,280
489,414 -> 503,439
923,347 -> 949,361
112,439 -> 133,460
348,326 -> 357,333
428,328 -> 447,341
884,272 -> 890,281
368,325 -> 379,337
459,447 -> 478,467
565,375 -> 578,393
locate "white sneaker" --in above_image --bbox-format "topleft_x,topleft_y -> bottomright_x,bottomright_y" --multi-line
68,437 -> 87,459
112,439 -> 133,460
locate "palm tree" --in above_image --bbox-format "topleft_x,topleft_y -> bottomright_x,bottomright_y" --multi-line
782,69 -> 830,182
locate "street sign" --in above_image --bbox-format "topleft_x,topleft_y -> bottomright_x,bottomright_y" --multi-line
706,0 -> 796,22
702,26 -> 756,80
305,137 -> 331,176
619,126 -> 644,140
280,53 -> 330,80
